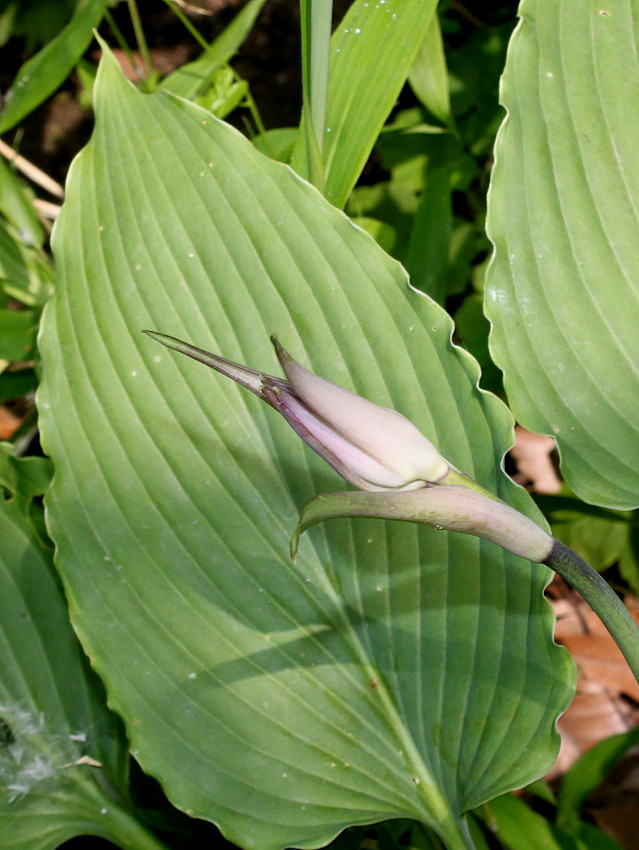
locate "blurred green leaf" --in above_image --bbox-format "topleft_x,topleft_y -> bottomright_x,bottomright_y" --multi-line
347,181 -> 414,262
408,12 -> 453,128
0,442 -> 52,504
0,308 -> 35,361
0,217 -> 53,307
557,728 -> 639,833
573,823 -> 625,850
405,164 -> 451,304
619,515 -> 639,596
0,0 -> 77,51
0,495 -> 170,850
327,820 -> 449,850
0,157 -> 44,249
447,222 -> 483,297
447,24 -> 513,157
0,366 -> 37,404
479,793 -> 571,850
453,293 -> 503,395
525,779 -> 557,806
194,67 -> 248,119
539,493 -> 637,577
348,116 -> 444,262
161,0 -> 267,100
0,174 -> 53,307
0,0 -> 107,133
252,127 -> 299,162
348,118 -> 482,304
76,56 -> 98,110
38,48 -> 574,850
478,792 -> 621,850
381,819 -> 448,850
0,218 -> 28,288
351,216 -> 397,254
485,0 -> 639,509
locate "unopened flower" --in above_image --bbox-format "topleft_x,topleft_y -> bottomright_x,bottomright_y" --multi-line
143,330 -> 551,564
143,331 -> 450,492
144,330 -> 639,682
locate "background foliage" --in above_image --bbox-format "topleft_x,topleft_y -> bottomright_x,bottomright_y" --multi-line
0,1 -> 637,849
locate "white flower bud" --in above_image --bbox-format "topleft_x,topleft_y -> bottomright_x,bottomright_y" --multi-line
271,338 -> 449,491
144,331 -> 450,492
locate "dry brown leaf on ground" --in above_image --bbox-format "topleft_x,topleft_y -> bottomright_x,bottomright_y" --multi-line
510,425 -> 561,494
0,404 -> 21,440
546,579 -> 639,779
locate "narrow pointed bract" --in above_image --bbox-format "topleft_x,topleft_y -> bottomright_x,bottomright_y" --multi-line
143,330 -> 450,491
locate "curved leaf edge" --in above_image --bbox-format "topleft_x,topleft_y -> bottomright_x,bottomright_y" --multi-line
483,13 -> 639,512
37,44 -> 576,850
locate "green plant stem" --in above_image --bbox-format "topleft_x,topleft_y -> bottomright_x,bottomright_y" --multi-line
126,0 -> 154,81
307,0 -> 331,156
299,0 -> 332,190
161,0 -> 210,52
544,539 -> 639,684
105,10 -> 141,79
457,814 -> 477,850
243,88 -> 268,137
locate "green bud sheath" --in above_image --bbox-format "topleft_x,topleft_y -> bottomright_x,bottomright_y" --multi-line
292,485 -> 554,562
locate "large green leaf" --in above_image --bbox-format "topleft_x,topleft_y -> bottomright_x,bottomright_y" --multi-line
484,0 -> 639,510
39,49 -> 574,850
0,490 -> 168,850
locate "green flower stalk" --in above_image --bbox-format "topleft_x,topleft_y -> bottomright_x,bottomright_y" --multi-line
144,330 -> 639,685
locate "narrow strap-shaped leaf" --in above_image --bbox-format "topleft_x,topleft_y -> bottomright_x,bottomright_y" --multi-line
160,0 -> 268,100
292,0 -> 440,207
408,12 -> 453,128
0,0 -> 108,134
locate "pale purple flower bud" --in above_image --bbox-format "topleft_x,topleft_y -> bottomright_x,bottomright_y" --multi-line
143,331 -> 449,491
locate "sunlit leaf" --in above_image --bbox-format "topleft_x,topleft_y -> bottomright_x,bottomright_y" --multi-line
485,0 -> 639,509
39,49 -> 574,850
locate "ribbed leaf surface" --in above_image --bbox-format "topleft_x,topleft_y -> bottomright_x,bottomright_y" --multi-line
0,499 -> 167,850
485,0 -> 639,509
38,50 -> 574,850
